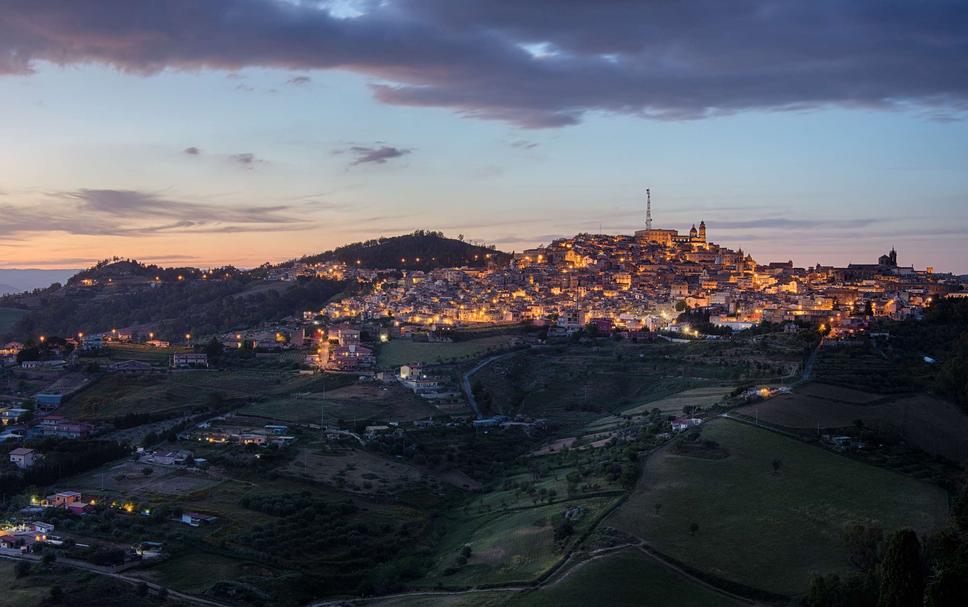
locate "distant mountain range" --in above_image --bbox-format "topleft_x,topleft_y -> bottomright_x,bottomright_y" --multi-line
0,269 -> 79,295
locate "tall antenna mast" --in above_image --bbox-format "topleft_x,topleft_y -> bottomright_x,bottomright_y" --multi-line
646,188 -> 653,231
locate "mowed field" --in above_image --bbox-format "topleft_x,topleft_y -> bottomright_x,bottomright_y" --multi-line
0,306 -> 27,333
735,382 -> 968,462
609,419 -> 950,596
377,336 -> 515,368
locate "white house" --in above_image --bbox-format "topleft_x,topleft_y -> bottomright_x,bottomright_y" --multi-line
9,447 -> 38,469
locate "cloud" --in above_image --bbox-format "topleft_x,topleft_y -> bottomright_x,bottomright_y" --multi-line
183,146 -> 201,155
341,145 -> 411,166
287,75 -> 311,86
510,140 -> 538,150
0,1 -> 965,127
229,152 -> 260,168
0,189 -> 307,237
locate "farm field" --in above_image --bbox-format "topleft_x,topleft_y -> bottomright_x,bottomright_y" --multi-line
284,447 -> 480,494
420,495 -> 619,587
136,551 -> 278,594
104,342 -> 188,363
585,385 -> 733,433
238,382 -> 438,424
472,337 -> 806,430
377,336 -> 516,368
56,368 -> 330,420
0,561 -> 54,607
734,383 -> 968,461
0,561 -> 166,607
511,548 -> 747,607
64,459 -> 222,497
608,419 -> 950,596
371,549 -> 746,607
0,307 -> 27,333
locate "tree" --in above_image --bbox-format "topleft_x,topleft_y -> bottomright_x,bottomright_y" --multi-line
878,529 -> 924,607
844,523 -> 883,573
142,467 -> 154,476
771,459 -> 783,475
654,503 -> 662,516
689,522 -> 699,536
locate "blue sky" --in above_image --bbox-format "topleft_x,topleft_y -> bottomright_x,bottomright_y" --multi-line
1,1 -> 966,272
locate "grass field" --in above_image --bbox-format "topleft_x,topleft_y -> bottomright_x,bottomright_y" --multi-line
138,551 -> 276,594
57,368 -> 327,420
734,383 -> 968,461
511,548 -> 747,607
0,561 -> 53,607
421,496 -> 618,587
378,336 -> 515,368
372,549 -> 746,607
238,383 -> 438,424
0,306 -> 27,333
609,419 -> 950,596
584,385 -> 734,433
105,343 -> 187,363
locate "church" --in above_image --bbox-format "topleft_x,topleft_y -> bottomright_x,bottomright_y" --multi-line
633,190 -> 709,249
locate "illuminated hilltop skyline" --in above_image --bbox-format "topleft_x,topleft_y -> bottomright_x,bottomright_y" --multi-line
1,2 -> 966,272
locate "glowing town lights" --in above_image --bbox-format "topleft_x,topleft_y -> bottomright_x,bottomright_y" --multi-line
38,336 -> 45,343
148,332 -> 155,339
185,333 -> 192,341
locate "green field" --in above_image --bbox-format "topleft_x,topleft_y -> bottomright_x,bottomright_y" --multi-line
0,561 -> 52,607
609,419 -> 950,596
0,561 -> 165,607
238,382 -> 438,424
421,496 -> 618,587
378,336 -> 515,368
585,385 -> 733,432
512,549 -> 747,607
372,549 -> 746,607
0,306 -> 28,333
57,368 -> 324,420
105,343 -> 187,363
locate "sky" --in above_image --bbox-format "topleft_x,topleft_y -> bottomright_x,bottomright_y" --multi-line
1,0 -> 967,272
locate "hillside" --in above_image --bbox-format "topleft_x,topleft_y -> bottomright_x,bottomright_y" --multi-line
0,259 -> 350,340
299,230 -> 511,270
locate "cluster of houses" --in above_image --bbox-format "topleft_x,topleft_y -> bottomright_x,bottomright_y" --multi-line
398,364 -> 461,400
0,521 -> 58,551
187,420 -> 295,447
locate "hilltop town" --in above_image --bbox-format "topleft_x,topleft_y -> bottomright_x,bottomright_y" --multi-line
0,203 -> 966,607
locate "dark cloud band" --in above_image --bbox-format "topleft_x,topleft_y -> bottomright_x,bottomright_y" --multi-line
1,1 -> 965,127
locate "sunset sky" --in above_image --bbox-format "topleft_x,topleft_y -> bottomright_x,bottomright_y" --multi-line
1,1 -> 967,272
